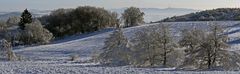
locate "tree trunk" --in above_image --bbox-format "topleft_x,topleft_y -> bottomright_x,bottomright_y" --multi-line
207,48 -> 211,69
163,39 -> 167,66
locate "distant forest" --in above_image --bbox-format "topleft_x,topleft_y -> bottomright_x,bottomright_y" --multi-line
159,8 -> 240,22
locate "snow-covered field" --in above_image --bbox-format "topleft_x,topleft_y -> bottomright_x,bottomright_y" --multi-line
2,61 -> 240,74
2,21 -> 240,74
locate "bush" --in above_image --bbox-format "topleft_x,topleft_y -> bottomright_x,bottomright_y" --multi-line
0,39 -> 17,61
70,54 -> 79,61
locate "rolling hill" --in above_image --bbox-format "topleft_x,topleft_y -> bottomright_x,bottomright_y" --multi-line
159,8 -> 240,22
0,21 -> 239,73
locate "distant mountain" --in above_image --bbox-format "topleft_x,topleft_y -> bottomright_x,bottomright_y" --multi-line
0,9 -> 51,21
160,8 -> 240,22
110,8 -> 199,23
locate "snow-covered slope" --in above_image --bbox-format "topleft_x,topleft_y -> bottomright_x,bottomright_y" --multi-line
2,21 -> 240,73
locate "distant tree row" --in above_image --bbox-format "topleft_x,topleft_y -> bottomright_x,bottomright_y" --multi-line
96,23 -> 240,70
160,8 -> 240,22
40,6 -> 144,37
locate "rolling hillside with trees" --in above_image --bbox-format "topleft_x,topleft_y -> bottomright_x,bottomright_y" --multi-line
160,8 -> 240,22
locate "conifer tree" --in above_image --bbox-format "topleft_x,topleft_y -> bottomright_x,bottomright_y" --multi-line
19,9 -> 32,30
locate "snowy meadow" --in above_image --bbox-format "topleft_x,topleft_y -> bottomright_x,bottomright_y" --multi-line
0,21 -> 239,73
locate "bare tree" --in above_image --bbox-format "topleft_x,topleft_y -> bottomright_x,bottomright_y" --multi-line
158,24 -> 176,66
204,24 -> 228,69
131,26 -> 160,66
179,23 -> 232,70
179,28 -> 205,54
178,28 -> 205,69
132,24 -> 175,67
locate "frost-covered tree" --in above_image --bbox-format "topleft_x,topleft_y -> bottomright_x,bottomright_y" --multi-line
158,24 -> 176,66
122,7 -> 144,27
97,27 -> 131,66
19,9 -> 32,30
19,20 -> 53,44
132,26 -> 160,66
179,28 -> 207,69
179,28 -> 205,55
202,24 -> 228,69
4,19 -> 53,45
132,24 -> 175,67
179,24 -> 234,70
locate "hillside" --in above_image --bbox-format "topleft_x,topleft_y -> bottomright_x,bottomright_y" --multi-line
14,21 -> 240,61
159,8 -> 240,22
0,21 -> 239,73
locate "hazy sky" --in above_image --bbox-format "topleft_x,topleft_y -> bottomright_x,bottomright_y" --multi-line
0,0 -> 239,11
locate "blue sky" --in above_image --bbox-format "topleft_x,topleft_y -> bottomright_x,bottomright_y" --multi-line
0,0 -> 239,11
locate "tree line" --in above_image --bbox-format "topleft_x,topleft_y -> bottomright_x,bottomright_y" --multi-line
40,6 -> 145,37
96,23 -> 240,70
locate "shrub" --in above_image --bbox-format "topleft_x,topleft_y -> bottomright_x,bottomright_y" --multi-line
0,39 -> 17,61
70,54 -> 79,61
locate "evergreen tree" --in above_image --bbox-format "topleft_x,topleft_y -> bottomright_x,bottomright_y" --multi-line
19,9 -> 32,30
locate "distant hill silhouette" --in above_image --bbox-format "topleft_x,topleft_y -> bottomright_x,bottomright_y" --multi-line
158,8 -> 240,22
0,9 -> 51,21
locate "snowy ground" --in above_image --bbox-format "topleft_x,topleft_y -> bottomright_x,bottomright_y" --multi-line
1,21 -> 240,74
2,61 -> 240,74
